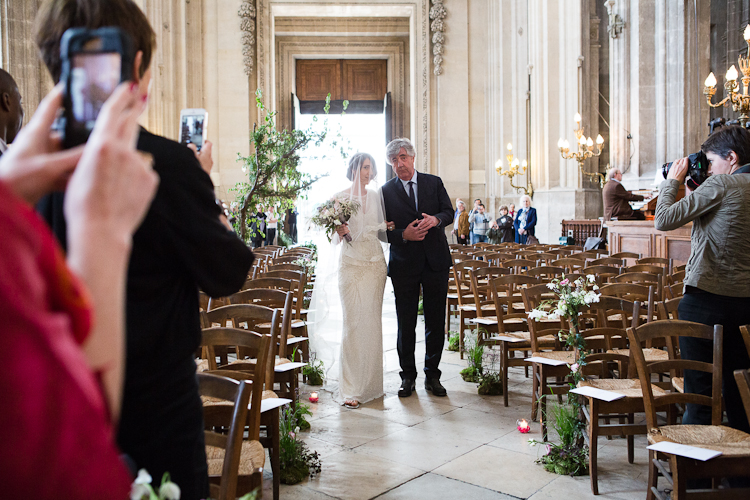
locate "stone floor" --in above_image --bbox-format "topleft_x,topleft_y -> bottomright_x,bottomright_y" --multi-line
261,283 -> 651,499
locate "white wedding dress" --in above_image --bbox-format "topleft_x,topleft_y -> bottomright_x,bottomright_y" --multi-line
308,187 -> 387,405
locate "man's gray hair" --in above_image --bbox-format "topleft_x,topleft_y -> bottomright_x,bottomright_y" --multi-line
606,167 -> 621,182
385,138 -> 416,165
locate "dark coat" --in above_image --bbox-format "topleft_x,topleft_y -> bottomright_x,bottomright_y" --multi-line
495,215 -> 515,243
37,128 -> 254,500
381,172 -> 454,277
513,207 -> 537,244
603,180 -> 644,220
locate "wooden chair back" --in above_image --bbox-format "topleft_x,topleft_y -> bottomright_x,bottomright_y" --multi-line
582,265 -> 622,284
242,276 -> 295,293
610,272 -> 662,300
263,270 -> 305,319
452,260 -> 490,306
636,257 -> 672,274
657,296 -> 681,320
627,320 -> 723,429
469,266 -> 511,316
664,281 -> 684,299
734,368 -> 750,424
198,372 -> 255,500
267,263 -> 305,273
500,258 -> 534,274
550,258 -> 585,273
589,257 -> 625,267
524,266 -> 565,281
521,283 -> 566,352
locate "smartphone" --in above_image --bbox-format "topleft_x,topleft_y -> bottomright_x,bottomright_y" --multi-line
179,109 -> 208,151
59,27 -> 135,148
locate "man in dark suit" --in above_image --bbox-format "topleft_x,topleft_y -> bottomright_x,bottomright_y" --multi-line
381,138 -> 454,398
0,69 -> 24,156
603,167 -> 645,220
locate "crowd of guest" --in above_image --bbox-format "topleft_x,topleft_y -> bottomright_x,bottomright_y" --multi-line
451,196 -> 536,245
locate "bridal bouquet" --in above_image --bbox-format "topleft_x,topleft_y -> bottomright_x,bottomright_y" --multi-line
310,197 -> 360,242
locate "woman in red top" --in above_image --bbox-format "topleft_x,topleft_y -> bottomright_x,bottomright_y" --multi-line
0,83 -> 158,498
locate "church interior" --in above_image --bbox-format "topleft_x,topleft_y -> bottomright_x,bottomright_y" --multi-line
5,1 -> 750,500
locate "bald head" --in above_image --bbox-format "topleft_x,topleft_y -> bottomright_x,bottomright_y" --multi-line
0,69 -> 23,144
606,168 -> 622,182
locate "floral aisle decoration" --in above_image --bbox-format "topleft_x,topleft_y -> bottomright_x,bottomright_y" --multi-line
302,351 -> 325,386
477,347 -> 503,396
130,470 -> 180,500
309,197 -> 360,243
459,329 -> 484,383
526,274 -> 601,476
279,402 -> 322,484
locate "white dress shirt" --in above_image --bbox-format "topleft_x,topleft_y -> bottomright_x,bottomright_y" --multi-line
399,170 -> 418,211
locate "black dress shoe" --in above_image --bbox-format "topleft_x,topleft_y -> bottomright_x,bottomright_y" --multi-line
424,378 -> 447,397
398,378 -> 416,397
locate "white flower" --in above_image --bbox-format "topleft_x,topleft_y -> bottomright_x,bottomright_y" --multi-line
548,313 -> 561,321
158,481 -> 181,500
546,282 -> 556,290
135,469 -> 152,485
130,484 -> 150,500
587,274 -> 596,283
570,362 -> 580,373
528,309 -> 547,320
333,220 -> 341,226
592,285 -> 599,291
528,439 -> 537,447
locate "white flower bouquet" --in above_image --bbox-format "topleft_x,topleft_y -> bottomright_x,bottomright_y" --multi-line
310,197 -> 360,242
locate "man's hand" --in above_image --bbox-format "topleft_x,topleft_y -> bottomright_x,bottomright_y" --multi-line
403,219 -> 428,241
188,140 -> 213,174
417,213 -> 439,230
667,157 -> 689,184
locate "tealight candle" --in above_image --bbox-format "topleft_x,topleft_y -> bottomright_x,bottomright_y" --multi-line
309,392 -> 319,403
517,419 -> 530,433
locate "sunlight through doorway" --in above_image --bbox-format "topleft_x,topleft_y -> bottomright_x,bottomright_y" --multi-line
295,111 -> 386,243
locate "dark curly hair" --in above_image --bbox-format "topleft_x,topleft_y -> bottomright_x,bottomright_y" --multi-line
701,125 -> 750,166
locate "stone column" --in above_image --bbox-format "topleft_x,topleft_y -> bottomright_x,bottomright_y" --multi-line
608,0 -> 710,190
527,0 -> 601,243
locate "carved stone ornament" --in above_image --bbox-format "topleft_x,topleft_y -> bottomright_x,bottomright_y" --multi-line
429,0 -> 446,76
239,0 -> 257,75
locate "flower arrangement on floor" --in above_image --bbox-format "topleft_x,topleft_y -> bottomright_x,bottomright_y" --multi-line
130,469 -> 259,500
446,331 -> 460,352
309,198 -> 360,242
526,274 -> 600,476
477,348 -> 503,396
279,403 -> 322,484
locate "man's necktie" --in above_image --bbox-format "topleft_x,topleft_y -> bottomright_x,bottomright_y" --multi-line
408,181 -> 416,210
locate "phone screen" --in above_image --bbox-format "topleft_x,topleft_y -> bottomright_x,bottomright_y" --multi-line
180,114 -> 206,150
70,51 -> 121,130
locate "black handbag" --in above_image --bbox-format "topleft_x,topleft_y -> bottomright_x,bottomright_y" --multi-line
583,222 -> 607,251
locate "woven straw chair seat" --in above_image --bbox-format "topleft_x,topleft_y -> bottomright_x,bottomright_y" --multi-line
206,440 -> 265,476
579,378 -> 667,398
257,319 -> 306,330
672,377 -> 684,393
648,425 -> 750,457
196,359 -> 209,373
459,304 -> 496,312
530,351 -> 575,364
607,348 -> 669,363
202,390 -> 278,407
502,331 -> 556,347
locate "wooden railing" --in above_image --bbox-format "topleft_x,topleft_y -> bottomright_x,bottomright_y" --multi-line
561,219 -> 606,246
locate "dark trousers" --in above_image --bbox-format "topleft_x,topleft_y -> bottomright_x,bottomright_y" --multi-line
678,290 -> 750,433
392,267 -> 449,381
265,228 -> 276,246
457,235 -> 468,245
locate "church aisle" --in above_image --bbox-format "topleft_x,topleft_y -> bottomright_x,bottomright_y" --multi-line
261,290 -> 650,500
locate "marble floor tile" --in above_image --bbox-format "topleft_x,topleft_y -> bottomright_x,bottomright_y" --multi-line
412,407 -> 518,444
301,449 -> 424,500
307,410 -> 409,448
432,445 -> 557,498
355,425 -> 482,471
376,472 -> 520,500
356,394 -> 457,426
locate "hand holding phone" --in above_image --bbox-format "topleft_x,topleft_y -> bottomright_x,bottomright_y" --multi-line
180,108 -> 208,151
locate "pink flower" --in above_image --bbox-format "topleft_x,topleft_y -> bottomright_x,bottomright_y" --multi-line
570,362 -> 579,373
546,444 -> 552,455
289,431 -> 296,440
560,279 -> 569,286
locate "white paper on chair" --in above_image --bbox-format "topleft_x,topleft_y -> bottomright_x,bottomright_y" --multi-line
524,356 -> 568,366
570,386 -> 626,402
274,362 -> 307,372
255,398 -> 292,413
647,441 -> 722,461
489,335 -> 528,343
469,317 -> 498,325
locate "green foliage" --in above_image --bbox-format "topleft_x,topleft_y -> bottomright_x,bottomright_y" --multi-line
279,403 -> 321,484
460,366 -> 480,383
238,488 -> 260,500
417,298 -> 424,315
460,330 -> 484,382
278,230 -> 294,248
477,348 -> 503,396
529,403 -> 589,476
447,331 -> 460,352
300,240 -> 318,261
232,90 -> 349,243
302,353 -> 325,386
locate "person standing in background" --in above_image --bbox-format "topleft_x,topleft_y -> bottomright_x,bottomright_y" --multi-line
453,200 -> 469,245
0,69 -> 23,156
287,206 -> 298,243
468,198 -> 481,245
265,206 -> 278,245
602,168 -> 645,220
513,195 -> 537,244
251,205 -> 266,248
471,203 -> 492,244
493,205 -> 515,243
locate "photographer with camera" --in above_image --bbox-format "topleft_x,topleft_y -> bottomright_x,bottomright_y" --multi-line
655,125 -> 750,434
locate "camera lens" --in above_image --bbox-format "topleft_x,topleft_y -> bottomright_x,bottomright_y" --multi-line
662,162 -> 672,179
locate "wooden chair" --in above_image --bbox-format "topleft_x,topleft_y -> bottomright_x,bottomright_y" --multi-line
637,257 -> 672,274
610,271 -> 663,301
550,257 -> 585,274
524,266 -> 565,281
266,263 -> 305,274
673,264 -> 686,272
453,259 -> 490,356
582,264 -> 622,285
629,320 -> 750,500
734,368 -> 750,427
589,257 -> 625,267
610,251 -> 640,260
664,281 -> 684,300
668,269 -> 686,285
521,284 -> 569,427
199,370 -> 263,500
501,258 -> 534,274
468,266 -> 511,324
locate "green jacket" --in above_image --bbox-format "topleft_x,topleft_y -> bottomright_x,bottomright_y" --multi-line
655,169 -> 750,297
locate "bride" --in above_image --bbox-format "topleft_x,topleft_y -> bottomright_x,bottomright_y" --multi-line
308,153 -> 391,409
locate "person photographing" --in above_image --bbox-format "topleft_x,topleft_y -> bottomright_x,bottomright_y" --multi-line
655,125 -> 750,435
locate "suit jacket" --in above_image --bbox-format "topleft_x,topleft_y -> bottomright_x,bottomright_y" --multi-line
513,207 -> 537,235
603,180 -> 644,220
382,172 -> 454,277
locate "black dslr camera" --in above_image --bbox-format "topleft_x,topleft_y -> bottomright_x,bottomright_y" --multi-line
662,151 -> 710,191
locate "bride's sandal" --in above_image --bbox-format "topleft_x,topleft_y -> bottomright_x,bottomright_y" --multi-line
344,399 -> 360,409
